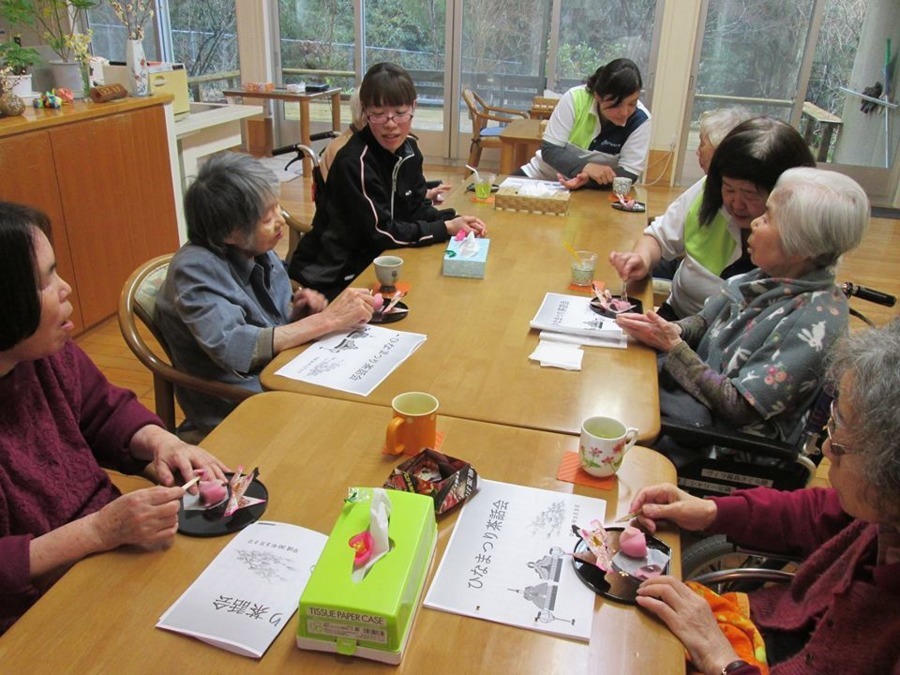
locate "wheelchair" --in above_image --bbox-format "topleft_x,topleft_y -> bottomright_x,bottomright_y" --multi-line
669,282 -> 896,583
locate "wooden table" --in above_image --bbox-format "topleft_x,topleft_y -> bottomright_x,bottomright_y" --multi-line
223,87 -> 342,175
0,393 -> 683,674
499,118 -> 543,174
263,184 -> 660,441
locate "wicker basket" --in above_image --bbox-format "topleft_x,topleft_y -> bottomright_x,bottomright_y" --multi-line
494,186 -> 570,216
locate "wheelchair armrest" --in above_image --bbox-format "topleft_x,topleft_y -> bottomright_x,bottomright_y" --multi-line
691,567 -> 794,587
661,420 -> 799,461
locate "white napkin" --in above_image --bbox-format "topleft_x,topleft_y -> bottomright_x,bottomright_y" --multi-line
528,340 -> 583,370
538,330 -> 628,350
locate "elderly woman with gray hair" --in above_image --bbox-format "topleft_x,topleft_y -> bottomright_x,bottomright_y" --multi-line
626,319 -> 900,674
155,153 -> 379,435
617,167 -> 869,461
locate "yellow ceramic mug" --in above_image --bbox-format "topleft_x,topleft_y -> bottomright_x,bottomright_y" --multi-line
385,392 -> 439,456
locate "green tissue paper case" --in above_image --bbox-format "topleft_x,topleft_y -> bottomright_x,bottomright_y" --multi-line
296,490 -> 437,664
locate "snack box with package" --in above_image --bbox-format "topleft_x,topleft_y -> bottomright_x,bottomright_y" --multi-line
296,490 -> 436,664
384,448 -> 478,514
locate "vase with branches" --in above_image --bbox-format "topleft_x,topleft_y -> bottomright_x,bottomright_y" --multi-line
0,0 -> 98,62
106,0 -> 154,96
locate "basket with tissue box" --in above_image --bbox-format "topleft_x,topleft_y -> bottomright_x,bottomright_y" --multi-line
493,177 -> 570,216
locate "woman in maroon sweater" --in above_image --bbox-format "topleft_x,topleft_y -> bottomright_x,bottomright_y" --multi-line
629,320 -> 900,674
0,202 -> 228,634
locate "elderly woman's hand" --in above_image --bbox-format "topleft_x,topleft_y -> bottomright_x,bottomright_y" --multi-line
616,311 -> 683,352
92,486 -> 184,551
628,483 -> 717,533
636,576 -> 741,675
322,287 -> 378,329
290,287 -> 328,321
129,425 -> 229,494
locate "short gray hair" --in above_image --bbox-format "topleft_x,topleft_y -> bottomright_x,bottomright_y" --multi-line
699,107 -> 751,147
185,153 -> 280,256
827,320 -> 900,522
768,167 -> 869,268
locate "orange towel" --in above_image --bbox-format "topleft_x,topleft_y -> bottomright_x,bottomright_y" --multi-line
686,581 -> 769,674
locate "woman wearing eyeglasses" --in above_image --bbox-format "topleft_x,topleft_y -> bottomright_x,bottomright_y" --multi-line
626,319 -> 900,674
289,62 -> 487,299
616,168 -> 869,466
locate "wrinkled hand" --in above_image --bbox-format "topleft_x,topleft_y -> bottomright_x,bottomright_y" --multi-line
322,287 -> 378,329
426,182 -> 452,202
628,483 -> 717,533
636,576 -> 739,674
609,251 -> 651,281
616,311 -> 682,352
133,426 -> 228,493
290,287 -> 328,321
557,172 -> 589,190
93,486 -> 184,551
446,215 -> 487,237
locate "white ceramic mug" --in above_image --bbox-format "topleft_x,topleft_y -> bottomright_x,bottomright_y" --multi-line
579,416 -> 639,477
374,255 -> 403,290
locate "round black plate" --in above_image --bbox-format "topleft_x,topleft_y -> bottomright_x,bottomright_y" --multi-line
611,200 -> 646,212
589,296 -> 643,319
571,527 -> 670,605
178,474 -> 268,537
369,301 -> 409,324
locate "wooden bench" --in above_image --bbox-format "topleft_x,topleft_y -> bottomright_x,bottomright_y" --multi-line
802,101 -> 842,162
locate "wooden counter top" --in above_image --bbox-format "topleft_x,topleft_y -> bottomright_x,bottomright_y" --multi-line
0,93 -> 173,139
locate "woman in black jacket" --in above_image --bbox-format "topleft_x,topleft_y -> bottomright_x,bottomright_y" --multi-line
290,62 -> 486,299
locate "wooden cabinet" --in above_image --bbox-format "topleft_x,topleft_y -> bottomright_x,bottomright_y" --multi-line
0,97 -> 179,334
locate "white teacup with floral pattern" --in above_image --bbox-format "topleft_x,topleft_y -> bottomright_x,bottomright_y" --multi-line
579,416 -> 639,477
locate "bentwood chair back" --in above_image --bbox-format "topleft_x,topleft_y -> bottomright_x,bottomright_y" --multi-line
118,254 -> 253,433
461,87 -> 528,172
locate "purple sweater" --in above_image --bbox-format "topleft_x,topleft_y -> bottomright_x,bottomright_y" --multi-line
0,342 -> 161,633
710,487 -> 900,674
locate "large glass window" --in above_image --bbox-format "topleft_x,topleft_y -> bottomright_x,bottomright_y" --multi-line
555,0 -> 659,93
364,0 -> 448,132
89,0 -> 239,101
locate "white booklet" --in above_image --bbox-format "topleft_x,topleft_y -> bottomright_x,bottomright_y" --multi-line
530,292 -> 623,340
157,521 -> 327,658
424,479 -> 605,641
274,324 -> 427,396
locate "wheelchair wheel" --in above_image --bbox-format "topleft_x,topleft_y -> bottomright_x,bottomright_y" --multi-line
682,535 -> 794,593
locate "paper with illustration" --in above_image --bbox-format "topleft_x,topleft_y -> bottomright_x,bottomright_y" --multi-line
275,325 -> 427,396
424,479 -> 605,641
157,521 -> 326,658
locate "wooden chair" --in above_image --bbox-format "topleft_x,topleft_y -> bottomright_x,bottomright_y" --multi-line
461,87 -> 528,173
529,95 -> 560,120
118,254 -> 253,433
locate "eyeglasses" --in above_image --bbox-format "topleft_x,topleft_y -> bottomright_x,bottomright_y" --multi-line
366,110 -> 414,125
825,400 -> 855,457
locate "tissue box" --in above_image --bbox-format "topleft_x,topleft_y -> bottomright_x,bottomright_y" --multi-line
384,448 -> 478,514
494,186 -> 570,216
297,490 -> 436,664
442,237 -> 490,278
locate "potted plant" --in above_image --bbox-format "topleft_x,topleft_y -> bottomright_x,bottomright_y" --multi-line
0,0 -> 98,97
0,38 -> 41,96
